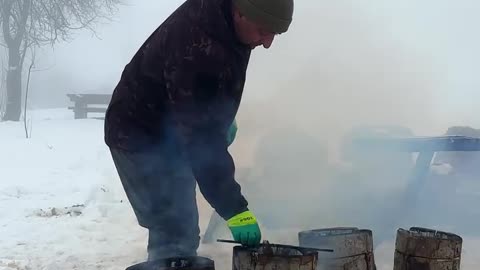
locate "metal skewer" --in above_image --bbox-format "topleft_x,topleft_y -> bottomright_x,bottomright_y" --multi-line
216,239 -> 334,253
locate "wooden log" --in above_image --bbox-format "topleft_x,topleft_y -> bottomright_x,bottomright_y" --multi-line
125,256 -> 215,270
393,227 -> 462,270
232,243 -> 318,270
298,227 -> 376,270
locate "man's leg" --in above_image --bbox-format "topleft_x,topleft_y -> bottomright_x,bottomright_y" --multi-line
109,146 -> 200,261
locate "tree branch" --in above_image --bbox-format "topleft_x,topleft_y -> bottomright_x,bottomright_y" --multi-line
2,0 -> 122,52
19,0 -> 121,48
19,31 -> 29,69
24,47 -> 35,138
13,0 -> 32,44
1,0 -> 14,46
0,46 -> 6,120
0,0 -> 123,119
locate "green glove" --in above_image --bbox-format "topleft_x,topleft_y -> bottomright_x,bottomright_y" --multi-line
227,210 -> 261,246
226,119 -> 238,146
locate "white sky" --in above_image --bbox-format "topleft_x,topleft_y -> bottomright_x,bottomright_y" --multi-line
17,0 -> 480,133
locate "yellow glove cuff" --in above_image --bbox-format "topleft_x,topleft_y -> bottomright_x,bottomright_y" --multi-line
227,210 -> 257,227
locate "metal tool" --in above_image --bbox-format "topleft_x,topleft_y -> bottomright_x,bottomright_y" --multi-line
217,239 -> 334,253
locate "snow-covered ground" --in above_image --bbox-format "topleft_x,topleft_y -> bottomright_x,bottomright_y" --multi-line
1,108 -> 479,269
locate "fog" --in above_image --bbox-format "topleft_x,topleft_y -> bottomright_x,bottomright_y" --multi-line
2,0 -> 480,266
20,0 -> 480,133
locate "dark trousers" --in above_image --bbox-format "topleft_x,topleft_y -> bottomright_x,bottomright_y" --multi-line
109,144 -> 200,261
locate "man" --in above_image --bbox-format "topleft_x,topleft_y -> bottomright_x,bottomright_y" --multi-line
104,0 -> 294,261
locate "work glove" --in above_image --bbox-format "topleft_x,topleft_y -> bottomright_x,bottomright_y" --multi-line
226,119 -> 238,146
227,210 -> 261,246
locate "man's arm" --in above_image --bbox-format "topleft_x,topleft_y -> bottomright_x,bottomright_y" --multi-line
185,126 -> 249,220
168,51 -> 249,220
140,24 -> 249,220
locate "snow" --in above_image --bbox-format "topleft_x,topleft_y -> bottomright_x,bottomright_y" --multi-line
1,108 -> 479,269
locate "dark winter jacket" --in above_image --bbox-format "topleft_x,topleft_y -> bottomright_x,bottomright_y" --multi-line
104,0 -> 251,220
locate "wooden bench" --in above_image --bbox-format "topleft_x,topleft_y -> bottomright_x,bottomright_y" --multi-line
67,93 -> 112,119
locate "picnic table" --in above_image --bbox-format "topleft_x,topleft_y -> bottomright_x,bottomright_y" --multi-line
201,135 -> 480,244
350,135 -> 480,206
67,93 -> 112,119
350,135 -> 480,241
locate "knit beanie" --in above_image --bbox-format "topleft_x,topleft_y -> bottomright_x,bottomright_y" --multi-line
233,0 -> 294,33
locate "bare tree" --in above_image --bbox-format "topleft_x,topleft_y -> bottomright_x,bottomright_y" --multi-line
0,48 -> 6,119
0,0 -> 122,121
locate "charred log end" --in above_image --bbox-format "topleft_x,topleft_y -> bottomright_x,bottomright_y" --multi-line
125,256 -> 215,270
233,243 -> 318,270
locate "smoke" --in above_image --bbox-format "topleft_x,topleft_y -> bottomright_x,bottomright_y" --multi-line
6,0 -> 477,266
242,0 -> 445,140
227,0 -> 479,250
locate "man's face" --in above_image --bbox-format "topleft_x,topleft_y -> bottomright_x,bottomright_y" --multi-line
233,11 -> 276,49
